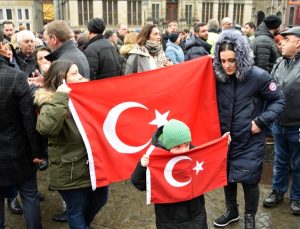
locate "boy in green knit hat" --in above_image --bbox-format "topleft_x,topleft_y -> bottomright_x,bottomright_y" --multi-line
131,119 -> 208,229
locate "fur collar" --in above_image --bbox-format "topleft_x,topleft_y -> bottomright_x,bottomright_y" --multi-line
34,88 -> 55,107
213,29 -> 254,82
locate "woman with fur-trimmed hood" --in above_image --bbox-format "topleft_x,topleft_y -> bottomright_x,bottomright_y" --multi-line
212,29 -> 286,229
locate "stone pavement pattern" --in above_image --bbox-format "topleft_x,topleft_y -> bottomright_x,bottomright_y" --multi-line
3,169 -> 300,229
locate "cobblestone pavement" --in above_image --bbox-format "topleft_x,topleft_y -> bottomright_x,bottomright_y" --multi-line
4,163 -> 300,229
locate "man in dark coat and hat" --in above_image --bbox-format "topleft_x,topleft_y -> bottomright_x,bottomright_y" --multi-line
84,17 -> 122,80
252,15 -> 282,73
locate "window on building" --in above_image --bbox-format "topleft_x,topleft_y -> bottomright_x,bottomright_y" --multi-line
218,1 -> 229,23
128,0 -> 142,26
25,9 -> 29,20
17,9 -> 22,20
103,0 -> 118,26
152,4 -> 159,22
233,3 -> 244,25
289,7 -> 295,26
78,0 -> 93,26
202,2 -> 213,24
26,23 -> 30,30
6,9 -> 12,20
0,9 -> 3,20
185,5 -> 193,26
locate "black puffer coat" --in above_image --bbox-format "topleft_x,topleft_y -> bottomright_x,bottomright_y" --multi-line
252,22 -> 280,73
213,30 -> 286,184
185,35 -> 211,60
131,126 -> 208,229
84,34 -> 122,80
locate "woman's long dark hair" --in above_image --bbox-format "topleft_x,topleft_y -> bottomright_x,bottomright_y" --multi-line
43,60 -> 73,91
136,24 -> 157,46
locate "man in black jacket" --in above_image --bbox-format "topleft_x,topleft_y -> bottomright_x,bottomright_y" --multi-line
84,18 -> 122,80
185,23 -> 212,60
263,27 -> 300,215
252,15 -> 281,73
0,29 -> 43,229
44,20 -> 90,79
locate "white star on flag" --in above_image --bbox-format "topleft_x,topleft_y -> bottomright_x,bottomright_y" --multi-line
149,110 -> 170,128
193,161 -> 204,175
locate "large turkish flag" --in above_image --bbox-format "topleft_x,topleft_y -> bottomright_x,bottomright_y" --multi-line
147,134 -> 228,204
68,56 -> 220,189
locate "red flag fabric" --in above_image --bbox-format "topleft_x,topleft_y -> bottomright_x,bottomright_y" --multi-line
147,134 -> 228,204
68,56 -> 220,189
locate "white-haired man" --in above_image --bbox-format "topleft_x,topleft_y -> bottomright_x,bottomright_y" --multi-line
16,30 -> 36,76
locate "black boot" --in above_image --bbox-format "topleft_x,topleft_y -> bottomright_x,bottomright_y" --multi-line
245,213 -> 255,229
7,197 -> 23,215
52,210 -> 67,223
214,204 -> 239,227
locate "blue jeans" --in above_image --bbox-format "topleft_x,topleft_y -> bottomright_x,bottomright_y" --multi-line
272,122 -> 300,201
0,174 -> 42,229
59,186 -> 108,229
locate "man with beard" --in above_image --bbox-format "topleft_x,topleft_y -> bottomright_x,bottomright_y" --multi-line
185,23 -> 212,60
2,21 -> 15,42
252,15 -> 282,73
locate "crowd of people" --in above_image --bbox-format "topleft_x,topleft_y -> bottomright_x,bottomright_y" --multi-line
0,14 -> 299,229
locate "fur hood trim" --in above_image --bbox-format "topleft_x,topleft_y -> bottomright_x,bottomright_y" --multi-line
34,88 -> 55,107
119,44 -> 136,56
213,29 -> 254,82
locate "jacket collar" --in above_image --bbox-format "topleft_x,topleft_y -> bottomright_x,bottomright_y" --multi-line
84,34 -> 104,49
0,53 -> 14,68
45,40 -> 76,62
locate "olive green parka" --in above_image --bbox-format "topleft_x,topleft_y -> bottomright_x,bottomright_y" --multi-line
35,88 -> 91,190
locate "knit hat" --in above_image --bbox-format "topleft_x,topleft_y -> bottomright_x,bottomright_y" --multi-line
169,32 -> 180,43
159,119 -> 191,150
87,18 -> 105,34
263,15 -> 282,30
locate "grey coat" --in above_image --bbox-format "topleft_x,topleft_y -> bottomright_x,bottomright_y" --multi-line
125,45 -> 166,75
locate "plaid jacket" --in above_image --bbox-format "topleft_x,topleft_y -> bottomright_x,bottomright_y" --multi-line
0,55 -> 42,186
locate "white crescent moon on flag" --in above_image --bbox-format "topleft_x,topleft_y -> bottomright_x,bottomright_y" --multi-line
164,156 -> 192,187
103,102 -> 151,154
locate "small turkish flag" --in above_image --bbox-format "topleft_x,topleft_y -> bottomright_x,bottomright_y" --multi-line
68,56 -> 220,189
147,134 -> 228,204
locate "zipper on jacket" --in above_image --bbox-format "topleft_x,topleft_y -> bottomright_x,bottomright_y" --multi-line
70,162 -> 74,180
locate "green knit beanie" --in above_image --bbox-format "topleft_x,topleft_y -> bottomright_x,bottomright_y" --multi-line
159,119 -> 192,150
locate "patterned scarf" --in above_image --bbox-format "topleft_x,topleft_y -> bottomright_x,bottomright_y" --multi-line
145,40 -> 162,55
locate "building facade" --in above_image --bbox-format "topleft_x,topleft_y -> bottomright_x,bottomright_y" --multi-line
0,0 -> 44,32
1,1 -> 295,32
54,0 -> 292,31
286,0 -> 300,26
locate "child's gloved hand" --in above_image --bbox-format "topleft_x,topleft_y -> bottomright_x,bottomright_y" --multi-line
141,154 -> 149,167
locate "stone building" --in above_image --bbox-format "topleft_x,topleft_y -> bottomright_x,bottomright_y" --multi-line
286,0 -> 300,26
0,0 -> 44,32
53,0 -> 291,31
1,1 -> 295,32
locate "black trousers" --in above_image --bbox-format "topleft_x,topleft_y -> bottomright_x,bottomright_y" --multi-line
224,182 -> 259,215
